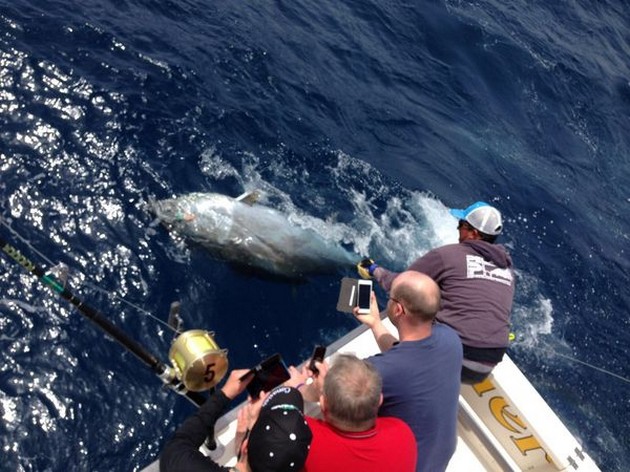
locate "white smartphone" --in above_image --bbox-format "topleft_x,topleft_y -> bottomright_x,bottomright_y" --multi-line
357,279 -> 373,314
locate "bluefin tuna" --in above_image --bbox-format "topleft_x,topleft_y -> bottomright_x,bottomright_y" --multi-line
151,192 -> 357,279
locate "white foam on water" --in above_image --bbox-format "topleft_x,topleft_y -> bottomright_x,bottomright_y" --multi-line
199,147 -> 241,182
416,195 -> 460,247
511,292 -> 555,349
508,267 -> 558,351
196,146 -> 558,350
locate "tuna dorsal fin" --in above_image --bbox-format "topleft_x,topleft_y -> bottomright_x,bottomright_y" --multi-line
235,190 -> 260,206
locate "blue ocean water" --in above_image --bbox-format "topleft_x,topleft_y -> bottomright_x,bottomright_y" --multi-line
1,0 -> 628,470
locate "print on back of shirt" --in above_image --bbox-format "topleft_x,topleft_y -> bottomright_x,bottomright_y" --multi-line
466,255 -> 513,286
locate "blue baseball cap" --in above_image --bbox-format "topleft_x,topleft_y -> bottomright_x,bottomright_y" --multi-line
450,201 -> 503,235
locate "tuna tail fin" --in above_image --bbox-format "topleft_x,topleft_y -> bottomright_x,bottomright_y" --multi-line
235,190 -> 261,206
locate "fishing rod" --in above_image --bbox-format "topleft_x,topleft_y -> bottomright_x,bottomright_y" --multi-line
0,232 -> 229,407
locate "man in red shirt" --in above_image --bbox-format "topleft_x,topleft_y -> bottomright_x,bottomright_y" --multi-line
292,353 -> 417,472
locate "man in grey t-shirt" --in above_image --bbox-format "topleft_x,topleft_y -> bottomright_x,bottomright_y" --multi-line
358,201 -> 515,383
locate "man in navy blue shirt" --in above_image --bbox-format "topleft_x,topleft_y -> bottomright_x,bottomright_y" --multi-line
354,271 -> 462,472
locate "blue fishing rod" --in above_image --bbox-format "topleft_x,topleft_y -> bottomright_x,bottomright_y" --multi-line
0,231 -> 225,407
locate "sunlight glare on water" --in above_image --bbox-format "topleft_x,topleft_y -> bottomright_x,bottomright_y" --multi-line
0,0 -> 628,470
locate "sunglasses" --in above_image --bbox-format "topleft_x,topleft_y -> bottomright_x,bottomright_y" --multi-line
388,296 -> 406,314
457,220 -> 475,231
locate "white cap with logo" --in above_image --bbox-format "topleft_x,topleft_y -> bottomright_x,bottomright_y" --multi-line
450,201 -> 503,236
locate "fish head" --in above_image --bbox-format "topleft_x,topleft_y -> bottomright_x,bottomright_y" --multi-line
150,197 -> 196,227
151,193 -> 235,243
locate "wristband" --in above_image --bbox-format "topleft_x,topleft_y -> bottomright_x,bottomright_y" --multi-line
296,377 -> 314,390
368,263 -> 378,276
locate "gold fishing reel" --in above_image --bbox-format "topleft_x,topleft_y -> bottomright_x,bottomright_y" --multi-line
169,329 -> 229,392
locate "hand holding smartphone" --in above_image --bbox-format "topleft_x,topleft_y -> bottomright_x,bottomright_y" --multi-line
357,279 -> 373,314
239,353 -> 291,398
308,345 -> 326,375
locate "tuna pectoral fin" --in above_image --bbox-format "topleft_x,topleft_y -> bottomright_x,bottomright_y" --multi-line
235,190 -> 260,206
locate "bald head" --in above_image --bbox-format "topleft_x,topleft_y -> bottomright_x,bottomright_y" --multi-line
391,271 -> 441,322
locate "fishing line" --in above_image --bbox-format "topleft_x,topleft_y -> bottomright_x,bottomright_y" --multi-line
545,345 -> 630,385
512,328 -> 630,385
0,216 -> 177,333
0,216 -> 56,266
83,281 -> 177,332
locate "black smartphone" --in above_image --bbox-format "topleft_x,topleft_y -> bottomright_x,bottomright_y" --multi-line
308,345 -> 327,375
239,353 -> 291,398
357,279 -> 372,314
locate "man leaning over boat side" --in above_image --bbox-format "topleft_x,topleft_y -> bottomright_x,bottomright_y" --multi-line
159,370 -> 312,472
358,201 -> 515,383
354,271 -> 462,472
286,353 -> 417,472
